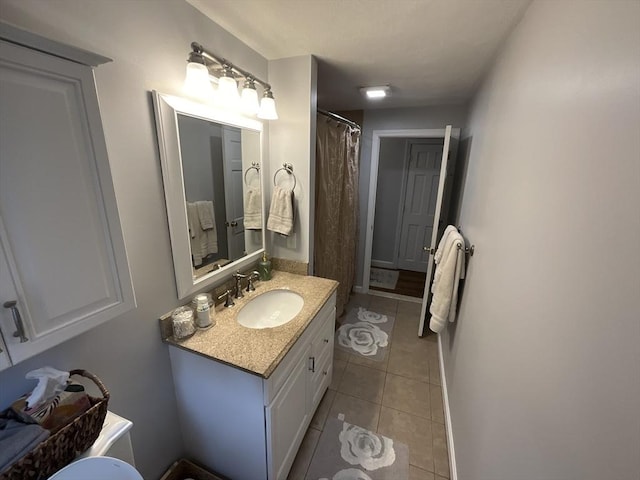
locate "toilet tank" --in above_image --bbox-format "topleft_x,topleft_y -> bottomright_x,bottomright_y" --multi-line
77,411 -> 135,466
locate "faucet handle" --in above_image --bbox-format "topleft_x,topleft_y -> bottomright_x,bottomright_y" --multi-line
218,289 -> 235,307
246,271 -> 260,292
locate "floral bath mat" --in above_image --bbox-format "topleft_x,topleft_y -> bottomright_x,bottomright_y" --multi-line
335,308 -> 395,362
305,418 -> 409,480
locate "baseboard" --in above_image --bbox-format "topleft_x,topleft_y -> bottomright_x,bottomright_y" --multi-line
368,290 -> 422,304
438,334 -> 458,480
370,259 -> 396,269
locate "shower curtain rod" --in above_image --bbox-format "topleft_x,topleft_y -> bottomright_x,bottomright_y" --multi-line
318,109 -> 361,130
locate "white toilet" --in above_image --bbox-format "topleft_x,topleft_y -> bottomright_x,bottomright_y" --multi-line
48,457 -> 142,480
47,411 -> 142,480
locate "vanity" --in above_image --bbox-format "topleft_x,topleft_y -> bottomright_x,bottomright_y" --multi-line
152,82 -> 334,479
164,271 -> 337,480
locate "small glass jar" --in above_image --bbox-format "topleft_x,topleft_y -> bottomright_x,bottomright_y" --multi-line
172,306 -> 196,340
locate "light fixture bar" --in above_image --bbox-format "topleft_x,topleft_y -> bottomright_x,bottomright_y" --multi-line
190,42 -> 272,92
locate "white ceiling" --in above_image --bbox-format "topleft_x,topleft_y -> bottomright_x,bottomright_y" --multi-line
187,0 -> 531,110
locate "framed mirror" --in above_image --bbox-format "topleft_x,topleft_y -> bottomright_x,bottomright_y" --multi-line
152,91 -> 265,299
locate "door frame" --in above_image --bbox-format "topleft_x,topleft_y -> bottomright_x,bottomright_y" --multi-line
362,129 -> 447,293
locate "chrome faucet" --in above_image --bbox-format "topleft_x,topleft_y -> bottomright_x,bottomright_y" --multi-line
218,289 -> 235,307
232,271 -> 247,298
245,271 -> 260,292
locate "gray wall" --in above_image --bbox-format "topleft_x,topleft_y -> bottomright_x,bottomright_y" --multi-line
356,105 -> 469,286
371,138 -> 406,265
0,1 -> 268,478
444,1 -> 640,478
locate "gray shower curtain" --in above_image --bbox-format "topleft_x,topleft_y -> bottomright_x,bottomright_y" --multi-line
314,115 -> 360,317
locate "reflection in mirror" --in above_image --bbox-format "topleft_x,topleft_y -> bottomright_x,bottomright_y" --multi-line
177,115 -> 262,279
152,91 -> 265,299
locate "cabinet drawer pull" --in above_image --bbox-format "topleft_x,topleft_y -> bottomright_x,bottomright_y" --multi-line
4,301 -> 28,343
309,356 -> 315,373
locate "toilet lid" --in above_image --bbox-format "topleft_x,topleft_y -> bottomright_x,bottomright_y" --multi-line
47,456 -> 143,480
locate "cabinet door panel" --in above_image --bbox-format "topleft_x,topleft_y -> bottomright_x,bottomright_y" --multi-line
266,345 -> 310,480
0,40 -> 134,363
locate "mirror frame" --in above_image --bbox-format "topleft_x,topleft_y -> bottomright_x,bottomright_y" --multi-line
152,91 -> 265,299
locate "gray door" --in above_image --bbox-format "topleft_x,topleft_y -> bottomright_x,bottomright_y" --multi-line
222,126 -> 245,261
397,143 -> 443,272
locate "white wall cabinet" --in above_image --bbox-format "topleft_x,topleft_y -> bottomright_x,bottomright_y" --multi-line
0,34 -> 135,368
169,291 -> 336,480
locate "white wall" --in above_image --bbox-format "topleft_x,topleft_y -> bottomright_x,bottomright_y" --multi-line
443,1 -> 640,478
0,1 -> 268,478
357,105 -> 468,285
267,55 -> 317,267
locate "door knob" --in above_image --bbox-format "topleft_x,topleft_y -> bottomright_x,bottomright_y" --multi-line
230,221 -> 238,227
423,246 -> 435,255
3,300 -> 28,343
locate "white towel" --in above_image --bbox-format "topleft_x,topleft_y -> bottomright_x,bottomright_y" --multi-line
244,187 -> 262,230
429,231 -> 466,333
432,225 -> 465,294
187,202 -> 204,266
187,201 -> 218,266
267,186 -> 294,236
196,201 -> 215,231
434,225 -> 457,265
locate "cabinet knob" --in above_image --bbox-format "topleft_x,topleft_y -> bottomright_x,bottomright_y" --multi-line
323,370 -> 328,376
323,338 -> 329,343
3,300 -> 28,343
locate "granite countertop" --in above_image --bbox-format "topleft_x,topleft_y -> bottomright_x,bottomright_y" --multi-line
161,271 -> 338,378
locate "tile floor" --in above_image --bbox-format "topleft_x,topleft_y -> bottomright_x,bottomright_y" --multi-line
287,293 -> 450,480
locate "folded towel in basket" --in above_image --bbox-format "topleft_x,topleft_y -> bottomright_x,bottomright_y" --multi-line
0,417 -> 50,473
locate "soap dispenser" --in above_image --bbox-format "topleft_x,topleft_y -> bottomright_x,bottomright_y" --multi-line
258,251 -> 272,281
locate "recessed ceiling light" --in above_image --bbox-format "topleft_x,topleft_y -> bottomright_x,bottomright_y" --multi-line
360,85 -> 390,99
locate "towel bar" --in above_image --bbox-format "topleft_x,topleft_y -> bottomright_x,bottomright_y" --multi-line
457,243 -> 475,256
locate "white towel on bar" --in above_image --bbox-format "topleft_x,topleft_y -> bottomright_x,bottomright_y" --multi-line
196,200 -> 215,230
187,202 -> 204,266
432,225 -> 465,294
429,230 -> 466,333
244,187 -> 262,230
267,185 -> 294,236
187,201 -> 218,266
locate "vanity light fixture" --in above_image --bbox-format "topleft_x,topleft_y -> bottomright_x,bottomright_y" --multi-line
184,49 -> 214,98
258,89 -> 278,120
360,85 -> 391,99
184,42 -> 278,120
240,77 -> 260,115
217,65 -> 240,106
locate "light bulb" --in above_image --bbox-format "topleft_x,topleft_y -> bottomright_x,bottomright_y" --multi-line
217,67 -> 239,107
184,61 -> 214,99
240,79 -> 260,115
258,91 -> 278,120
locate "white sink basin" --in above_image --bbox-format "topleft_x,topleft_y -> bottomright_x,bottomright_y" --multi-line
237,289 -> 304,329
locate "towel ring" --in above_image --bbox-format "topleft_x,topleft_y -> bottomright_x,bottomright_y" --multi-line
244,162 -> 260,186
273,162 -> 296,191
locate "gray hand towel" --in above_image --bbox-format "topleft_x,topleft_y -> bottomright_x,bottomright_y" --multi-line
0,418 -> 50,473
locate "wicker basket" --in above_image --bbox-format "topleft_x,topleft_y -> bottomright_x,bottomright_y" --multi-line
0,369 -> 110,480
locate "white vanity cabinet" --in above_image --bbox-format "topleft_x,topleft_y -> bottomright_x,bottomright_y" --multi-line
0,29 -> 135,368
169,291 -> 336,480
